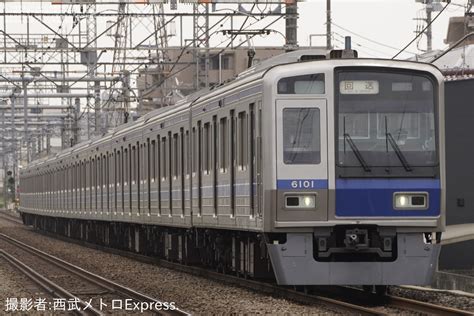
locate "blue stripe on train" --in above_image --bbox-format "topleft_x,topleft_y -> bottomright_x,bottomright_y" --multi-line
335,179 -> 441,217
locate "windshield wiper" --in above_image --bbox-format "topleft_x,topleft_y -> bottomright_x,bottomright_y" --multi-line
344,133 -> 371,172
386,132 -> 412,172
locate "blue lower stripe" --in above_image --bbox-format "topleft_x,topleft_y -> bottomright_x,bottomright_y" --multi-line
336,179 -> 441,217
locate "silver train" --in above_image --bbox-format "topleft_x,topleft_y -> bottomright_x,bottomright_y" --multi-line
20,50 -> 445,286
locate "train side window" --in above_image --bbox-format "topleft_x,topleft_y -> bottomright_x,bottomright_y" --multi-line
168,132 -> 172,182
117,151 -> 121,187
107,153 -> 111,211
237,111 -> 248,170
89,159 -> 92,191
184,130 -> 189,177
192,127 -> 197,175
104,154 -> 108,189
146,139 -> 151,183
203,122 -> 211,174
277,73 -> 325,94
161,136 -> 167,180
95,157 -> 99,209
137,142 -> 141,210
283,108 -> 321,164
151,140 -> 156,182
156,135 -> 161,213
179,129 -> 184,178
89,158 -> 93,209
124,148 -> 128,186
97,157 -> 100,190
132,146 -> 137,185
198,121 -> 202,177
139,145 -> 142,185
173,133 -> 178,178
114,151 -> 117,209
129,145 -> 132,210
219,117 -> 228,173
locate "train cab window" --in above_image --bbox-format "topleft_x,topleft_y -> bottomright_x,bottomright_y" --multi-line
278,74 -> 325,94
340,113 -> 370,139
336,71 -> 438,177
283,108 -> 321,164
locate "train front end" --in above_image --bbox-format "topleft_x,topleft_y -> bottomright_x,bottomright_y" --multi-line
265,59 -> 445,286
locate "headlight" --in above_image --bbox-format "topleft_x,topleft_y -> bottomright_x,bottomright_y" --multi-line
285,195 -> 316,208
396,195 -> 409,208
394,193 -> 428,209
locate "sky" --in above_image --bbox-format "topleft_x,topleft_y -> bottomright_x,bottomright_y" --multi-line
295,0 -> 468,59
1,0 -> 469,61
0,0 -> 469,150
169,0 -> 469,59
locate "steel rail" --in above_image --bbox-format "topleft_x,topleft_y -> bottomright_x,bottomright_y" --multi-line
0,233 -> 190,316
0,249 -> 103,316
59,232 -> 474,315
14,224 -> 474,315
386,295 -> 474,316
335,286 -> 474,316
0,211 -> 23,225
30,230 -> 384,315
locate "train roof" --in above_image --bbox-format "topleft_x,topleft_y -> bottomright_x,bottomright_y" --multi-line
23,49 -> 442,172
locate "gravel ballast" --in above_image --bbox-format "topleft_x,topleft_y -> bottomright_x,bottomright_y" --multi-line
1,216 -> 473,314
0,220 -> 335,314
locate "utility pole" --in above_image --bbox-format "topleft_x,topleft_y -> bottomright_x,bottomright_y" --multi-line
22,77 -> 30,163
415,0 -> 443,52
285,1 -> 298,51
327,0 -> 332,49
194,3 -> 210,89
73,98 -> 80,146
426,0 -> 433,52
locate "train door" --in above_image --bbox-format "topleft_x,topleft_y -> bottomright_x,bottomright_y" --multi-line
191,121 -> 202,222
171,128 -> 183,217
216,111 -> 232,219
275,99 -> 328,221
160,134 -> 171,217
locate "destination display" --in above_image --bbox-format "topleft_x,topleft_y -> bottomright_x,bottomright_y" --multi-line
340,80 -> 379,94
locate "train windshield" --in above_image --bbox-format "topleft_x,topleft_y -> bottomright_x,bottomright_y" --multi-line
335,69 -> 438,177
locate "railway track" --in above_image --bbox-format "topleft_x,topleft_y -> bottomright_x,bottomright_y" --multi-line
0,210 -> 23,225
2,218 -> 472,315
330,286 -> 474,316
29,229 -> 474,316
0,249 -> 103,316
0,233 -> 190,316
386,295 -> 473,315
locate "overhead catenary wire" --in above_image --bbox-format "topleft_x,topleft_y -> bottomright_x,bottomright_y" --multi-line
332,32 -> 390,58
74,6 -> 268,122
330,21 -> 418,55
76,13 -> 285,124
392,1 -> 451,59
